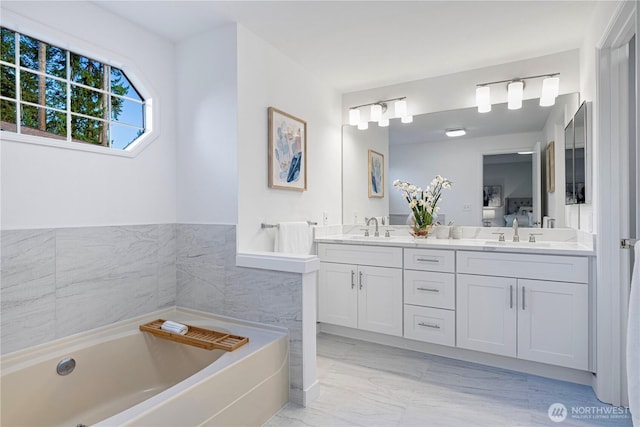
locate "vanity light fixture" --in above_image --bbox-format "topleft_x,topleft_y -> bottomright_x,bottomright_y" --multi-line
349,108 -> 360,126
349,97 -> 411,130
476,86 -> 491,113
507,80 -> 524,110
476,73 -> 560,112
370,104 -> 383,122
517,150 -> 535,155
445,128 -> 466,137
540,76 -> 560,106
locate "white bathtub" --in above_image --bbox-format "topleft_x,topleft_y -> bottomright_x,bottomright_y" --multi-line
0,308 -> 289,426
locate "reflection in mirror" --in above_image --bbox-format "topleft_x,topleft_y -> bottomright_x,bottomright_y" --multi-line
342,93 -> 580,227
565,118 -> 576,204
483,153 -> 534,228
573,102 -> 587,203
565,101 -> 589,205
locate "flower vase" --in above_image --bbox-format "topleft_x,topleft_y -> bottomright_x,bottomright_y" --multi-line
410,223 -> 434,238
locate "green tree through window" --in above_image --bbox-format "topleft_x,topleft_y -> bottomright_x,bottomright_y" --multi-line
0,27 -> 146,150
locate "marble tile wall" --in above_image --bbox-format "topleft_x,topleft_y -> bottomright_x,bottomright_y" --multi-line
2,223 -> 304,402
0,224 -> 177,354
176,224 -> 304,401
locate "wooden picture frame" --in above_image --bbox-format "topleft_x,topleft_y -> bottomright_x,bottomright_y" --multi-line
268,107 -> 307,191
546,141 -> 555,193
368,149 -> 384,198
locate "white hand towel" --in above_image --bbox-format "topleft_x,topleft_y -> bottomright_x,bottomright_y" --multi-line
274,221 -> 312,254
161,320 -> 188,335
628,241 -> 640,426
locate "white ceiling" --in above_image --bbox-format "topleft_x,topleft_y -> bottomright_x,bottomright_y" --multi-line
93,0 -> 600,93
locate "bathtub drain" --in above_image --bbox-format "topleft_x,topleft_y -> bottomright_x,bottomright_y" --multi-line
56,357 -> 76,376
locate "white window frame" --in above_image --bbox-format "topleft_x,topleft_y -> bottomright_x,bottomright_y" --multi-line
0,10 -> 157,158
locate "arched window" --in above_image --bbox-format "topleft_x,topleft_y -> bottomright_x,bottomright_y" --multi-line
1,27 -> 147,151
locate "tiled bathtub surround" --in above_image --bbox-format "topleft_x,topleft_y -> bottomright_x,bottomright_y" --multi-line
1,224 -> 177,353
176,224 -> 304,402
1,223 -> 305,403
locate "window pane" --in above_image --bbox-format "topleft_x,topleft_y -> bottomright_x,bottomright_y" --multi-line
111,67 -> 141,101
71,114 -> 106,145
46,78 -> 66,110
19,34 -> 41,71
1,28 -> 16,64
1,64 -> 16,98
20,70 -> 39,103
0,99 -> 17,131
18,35 -> 66,77
45,45 -> 66,79
20,104 -> 66,139
111,96 -> 143,127
19,71 -> 65,110
71,84 -> 105,118
70,53 -> 104,89
110,123 -> 143,150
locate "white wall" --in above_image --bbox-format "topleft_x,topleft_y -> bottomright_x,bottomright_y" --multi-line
578,0 -> 623,234
0,2 -> 177,230
236,25 -> 342,252
390,132 -> 542,226
175,24 -> 238,225
342,125 -> 389,224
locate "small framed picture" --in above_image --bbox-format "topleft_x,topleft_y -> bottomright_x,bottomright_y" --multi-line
368,149 -> 384,198
546,141 -> 555,193
268,107 -> 307,191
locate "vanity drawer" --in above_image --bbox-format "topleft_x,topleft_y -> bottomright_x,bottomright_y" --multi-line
404,270 -> 455,310
404,305 -> 455,347
456,251 -> 589,283
404,248 -> 455,273
317,243 -> 402,268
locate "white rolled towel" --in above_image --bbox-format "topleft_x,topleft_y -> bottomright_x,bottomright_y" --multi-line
161,320 -> 188,335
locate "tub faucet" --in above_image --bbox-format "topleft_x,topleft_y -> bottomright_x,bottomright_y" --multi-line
366,217 -> 380,237
512,217 -> 520,242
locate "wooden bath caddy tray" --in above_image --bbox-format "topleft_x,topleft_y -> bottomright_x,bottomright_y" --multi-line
139,319 -> 248,351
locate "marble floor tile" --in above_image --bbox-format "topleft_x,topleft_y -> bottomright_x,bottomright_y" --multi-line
265,333 -> 633,427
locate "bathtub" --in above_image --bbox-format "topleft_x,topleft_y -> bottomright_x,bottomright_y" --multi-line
1,307 -> 289,426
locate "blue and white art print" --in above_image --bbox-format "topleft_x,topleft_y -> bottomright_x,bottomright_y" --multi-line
268,107 -> 307,191
368,149 -> 384,198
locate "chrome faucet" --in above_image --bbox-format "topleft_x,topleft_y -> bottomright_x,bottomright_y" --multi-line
366,217 -> 380,237
512,217 -> 520,242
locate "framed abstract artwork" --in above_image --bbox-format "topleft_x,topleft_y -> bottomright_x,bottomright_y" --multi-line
268,107 -> 307,191
368,149 -> 384,198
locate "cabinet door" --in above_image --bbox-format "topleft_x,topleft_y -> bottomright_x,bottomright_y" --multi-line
457,274 -> 517,357
357,266 -> 403,337
517,279 -> 589,370
318,263 -> 357,328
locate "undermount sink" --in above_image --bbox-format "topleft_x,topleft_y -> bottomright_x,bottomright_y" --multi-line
483,240 -> 551,248
344,235 -> 393,240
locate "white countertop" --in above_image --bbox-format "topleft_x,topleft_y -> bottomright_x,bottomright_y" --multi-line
315,232 -> 595,256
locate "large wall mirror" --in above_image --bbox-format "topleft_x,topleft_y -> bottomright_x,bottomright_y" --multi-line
342,93 -> 580,228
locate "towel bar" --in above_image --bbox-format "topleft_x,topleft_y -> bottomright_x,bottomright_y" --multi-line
261,221 -> 317,229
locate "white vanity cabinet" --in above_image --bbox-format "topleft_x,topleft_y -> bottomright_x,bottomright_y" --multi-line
456,251 -> 589,370
317,244 -> 403,337
403,248 -> 456,347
